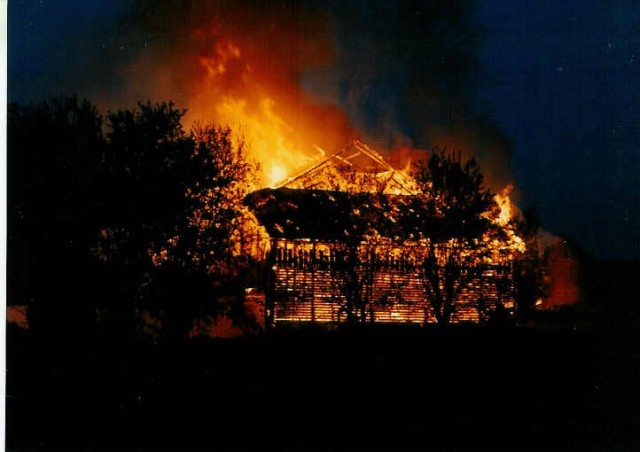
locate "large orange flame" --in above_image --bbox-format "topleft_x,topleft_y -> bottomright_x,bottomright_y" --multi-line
124,10 -> 525,244
176,22 -> 356,187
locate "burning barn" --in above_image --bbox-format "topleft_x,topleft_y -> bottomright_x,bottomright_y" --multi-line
245,142 -> 523,327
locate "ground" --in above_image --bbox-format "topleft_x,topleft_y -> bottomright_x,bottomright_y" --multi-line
6,317 -> 639,450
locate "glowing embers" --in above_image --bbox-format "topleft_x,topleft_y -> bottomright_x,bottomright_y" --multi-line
276,141 -> 419,195
269,238 -> 514,324
244,140 -> 526,325
491,184 -> 526,255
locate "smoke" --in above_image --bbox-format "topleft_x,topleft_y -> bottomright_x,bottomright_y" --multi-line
78,0 -> 513,190
307,0 -> 514,190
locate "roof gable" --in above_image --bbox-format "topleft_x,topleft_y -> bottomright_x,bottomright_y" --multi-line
274,141 -> 418,195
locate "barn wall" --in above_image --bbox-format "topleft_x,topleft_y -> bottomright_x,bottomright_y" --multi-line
269,239 -> 515,325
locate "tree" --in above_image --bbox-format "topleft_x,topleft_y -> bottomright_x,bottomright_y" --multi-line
513,208 -> 549,320
99,105 -> 258,341
8,97 -> 259,343
323,168 -> 397,324
401,148 -> 506,325
98,101 -> 195,264
151,124 -> 256,273
8,96 -> 106,343
147,124 -> 258,338
330,193 -> 386,324
89,101 -> 198,341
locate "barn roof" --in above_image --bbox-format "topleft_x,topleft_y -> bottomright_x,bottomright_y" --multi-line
244,187 -> 408,241
273,140 -> 419,195
245,141 -> 423,241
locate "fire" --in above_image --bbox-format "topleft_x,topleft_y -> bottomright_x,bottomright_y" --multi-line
198,38 -> 242,78
141,16 -> 526,261
493,184 -> 526,254
213,96 -> 314,187
173,23 -> 355,189
269,164 -> 289,187
494,184 -> 515,226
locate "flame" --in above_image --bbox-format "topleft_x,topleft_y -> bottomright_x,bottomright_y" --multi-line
123,6 -> 537,330
189,35 -> 313,187
494,184 -> 515,226
213,96 -> 314,186
129,14 -> 526,262
492,184 -> 526,254
269,163 -> 289,187
198,39 -> 242,78
168,22 -> 355,188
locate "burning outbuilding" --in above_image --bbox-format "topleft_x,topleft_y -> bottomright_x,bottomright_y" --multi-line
245,141 -> 524,327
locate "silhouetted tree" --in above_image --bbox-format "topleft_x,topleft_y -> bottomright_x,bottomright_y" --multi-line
327,170 -> 394,324
513,208 -> 549,320
87,101 -> 198,341
9,97 -> 257,344
98,101 -> 195,264
98,106 -> 257,341
8,96 -> 105,344
402,148 -> 506,325
146,124 -> 258,339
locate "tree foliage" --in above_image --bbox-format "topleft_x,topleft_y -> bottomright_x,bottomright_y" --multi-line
402,148 -> 508,325
152,124 -> 256,273
8,96 -> 106,342
97,101 -> 194,264
513,208 -> 550,319
327,172 -> 395,324
146,124 -> 259,337
404,149 -> 495,240
8,97 -> 257,343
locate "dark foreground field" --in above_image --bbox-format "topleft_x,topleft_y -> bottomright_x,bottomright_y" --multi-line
6,320 -> 640,450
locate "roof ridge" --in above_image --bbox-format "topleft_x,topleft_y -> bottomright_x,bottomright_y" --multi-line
274,140 -> 418,195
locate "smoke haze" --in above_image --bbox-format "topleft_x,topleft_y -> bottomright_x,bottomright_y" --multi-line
11,0 -> 514,190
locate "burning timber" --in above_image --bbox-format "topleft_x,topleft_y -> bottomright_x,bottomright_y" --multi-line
245,141 -> 520,326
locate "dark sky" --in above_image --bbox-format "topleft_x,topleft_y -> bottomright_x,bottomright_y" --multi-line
478,0 -> 639,260
8,0 -> 639,259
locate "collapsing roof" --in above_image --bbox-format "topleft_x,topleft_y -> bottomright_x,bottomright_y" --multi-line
245,187 -> 406,241
272,140 -> 419,195
246,142 -> 420,241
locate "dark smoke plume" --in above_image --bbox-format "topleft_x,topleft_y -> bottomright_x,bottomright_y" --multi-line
76,0 -> 513,189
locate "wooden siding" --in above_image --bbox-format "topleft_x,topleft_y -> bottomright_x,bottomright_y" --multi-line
269,239 -> 514,325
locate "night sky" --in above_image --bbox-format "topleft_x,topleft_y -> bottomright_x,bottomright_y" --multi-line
478,0 -> 639,260
9,0 -> 639,259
